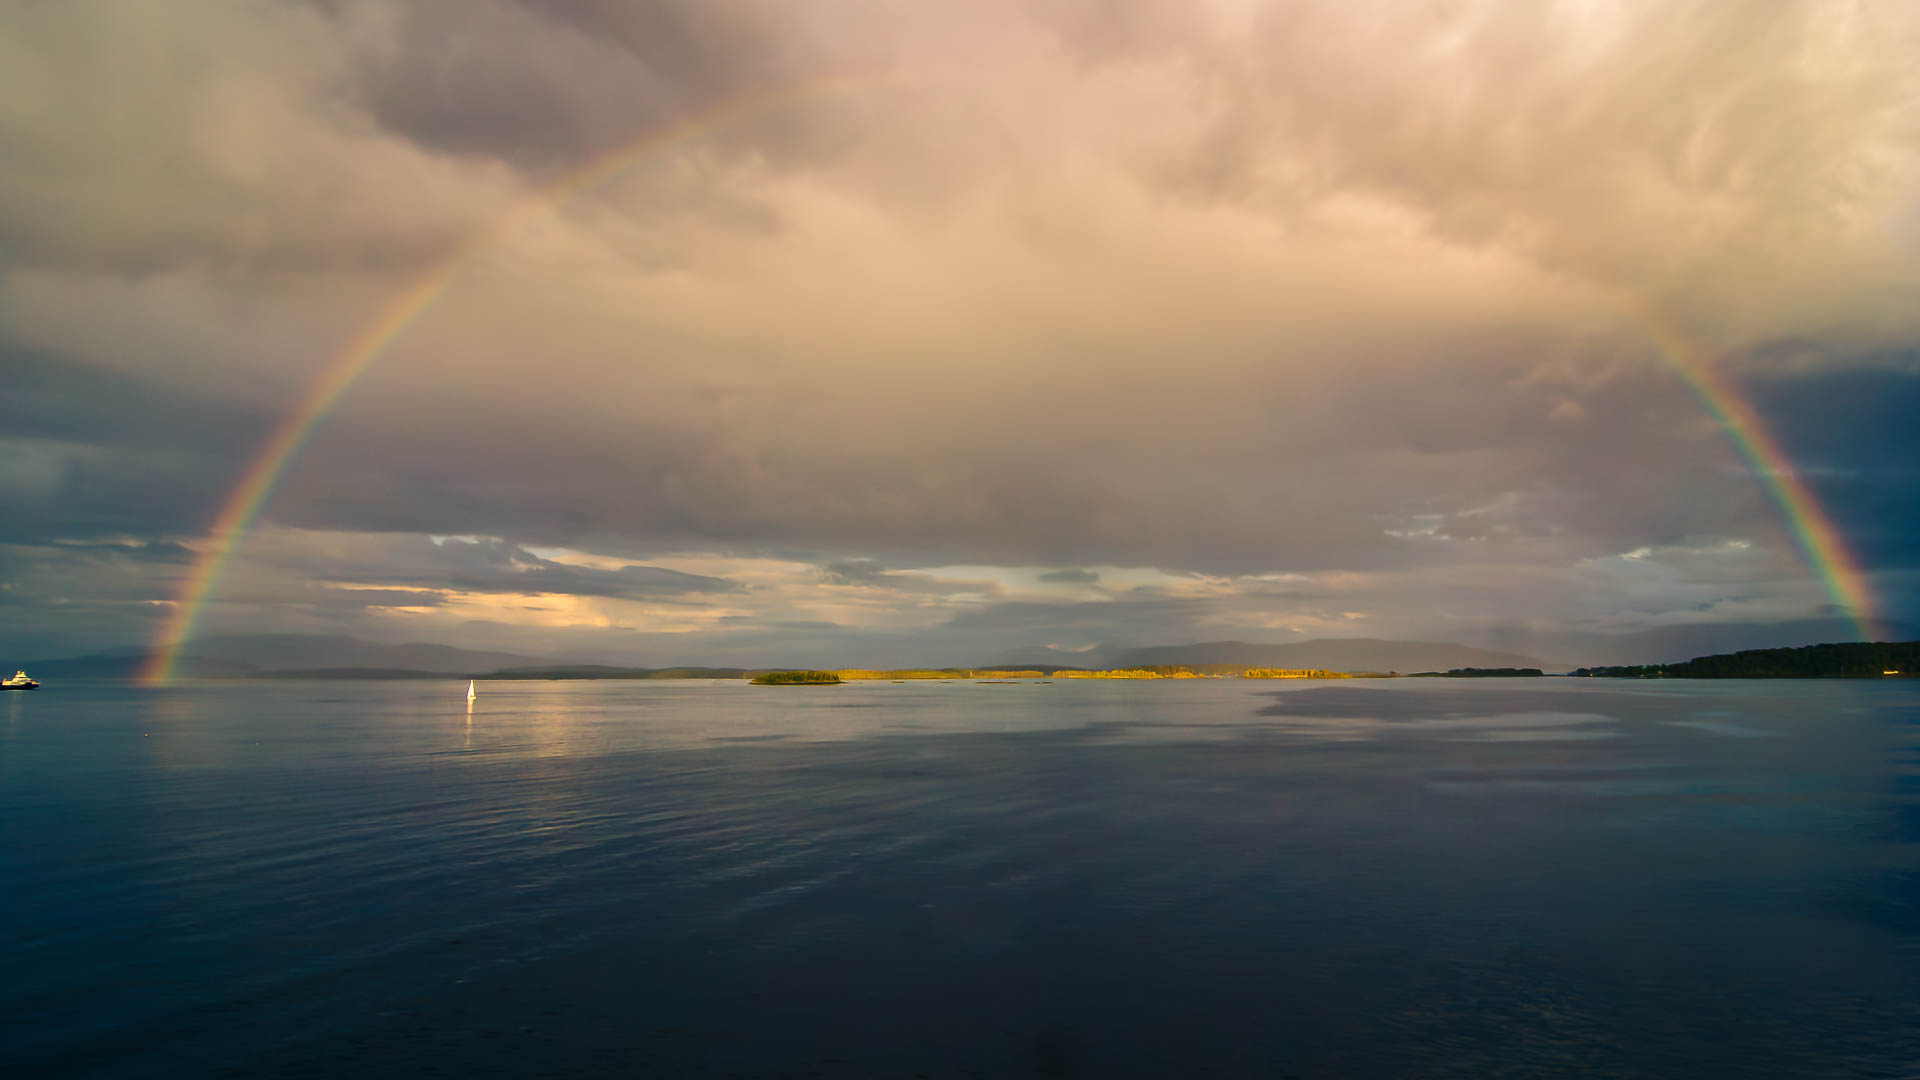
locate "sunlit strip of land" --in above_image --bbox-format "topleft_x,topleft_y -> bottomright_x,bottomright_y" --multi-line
824,667 -> 1359,680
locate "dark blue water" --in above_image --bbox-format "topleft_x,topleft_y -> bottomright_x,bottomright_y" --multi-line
3,677 -> 1917,1077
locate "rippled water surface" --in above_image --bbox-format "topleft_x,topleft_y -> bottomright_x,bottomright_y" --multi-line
3,677 -> 1918,1077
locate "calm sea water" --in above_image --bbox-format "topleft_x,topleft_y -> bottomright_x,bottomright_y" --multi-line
2,677 -> 1917,1077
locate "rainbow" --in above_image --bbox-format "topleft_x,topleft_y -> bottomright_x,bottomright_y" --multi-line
1637,312 -> 1882,642
138,76 -> 1884,680
138,73 -> 887,684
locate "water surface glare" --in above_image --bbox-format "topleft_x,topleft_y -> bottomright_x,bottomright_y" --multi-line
3,677 -> 1917,1077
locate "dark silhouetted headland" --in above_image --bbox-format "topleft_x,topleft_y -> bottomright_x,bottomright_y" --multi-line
1574,641 -> 1918,678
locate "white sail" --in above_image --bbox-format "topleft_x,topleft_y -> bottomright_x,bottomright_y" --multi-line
467,679 -> 476,702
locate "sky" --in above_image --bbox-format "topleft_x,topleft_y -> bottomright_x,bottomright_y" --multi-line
3,0 -> 1918,668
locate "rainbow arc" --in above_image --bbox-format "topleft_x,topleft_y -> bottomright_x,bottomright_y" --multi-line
136,79 -> 1885,682
138,74 -> 887,683
1634,312 -> 1881,642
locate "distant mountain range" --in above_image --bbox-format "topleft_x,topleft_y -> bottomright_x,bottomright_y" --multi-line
1005,619 -> 1920,673
17,623 -> 1917,680
999,639 -> 1560,673
20,634 -> 551,679
1105,639 -> 1556,673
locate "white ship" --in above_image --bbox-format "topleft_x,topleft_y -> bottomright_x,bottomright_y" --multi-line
3,670 -> 40,690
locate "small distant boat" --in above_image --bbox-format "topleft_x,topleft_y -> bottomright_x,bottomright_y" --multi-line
3,670 -> 40,691
467,680 -> 476,703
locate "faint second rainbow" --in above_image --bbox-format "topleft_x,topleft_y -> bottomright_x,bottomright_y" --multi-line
1635,311 -> 1883,643
139,73 -> 887,684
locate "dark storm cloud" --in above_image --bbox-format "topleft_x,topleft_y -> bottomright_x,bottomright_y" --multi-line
0,346 -> 277,455
1038,568 -> 1099,584
0,443 -> 237,548
346,0 -> 812,169
46,540 -> 198,564
1746,362 -> 1920,572
0,539 -> 187,658
820,559 -> 889,586
0,344 -> 274,545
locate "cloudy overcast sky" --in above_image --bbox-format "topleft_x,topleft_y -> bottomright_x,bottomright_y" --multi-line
3,0 -> 1917,666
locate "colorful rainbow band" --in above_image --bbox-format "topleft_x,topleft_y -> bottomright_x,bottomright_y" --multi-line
138,76 -> 1884,682
138,73 -> 887,683
1636,313 -> 1882,642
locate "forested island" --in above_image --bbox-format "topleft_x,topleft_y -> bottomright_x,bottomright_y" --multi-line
750,670 -> 844,685
1573,641 -> 1917,678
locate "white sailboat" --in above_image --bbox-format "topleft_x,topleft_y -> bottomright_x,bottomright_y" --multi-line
466,679 -> 476,703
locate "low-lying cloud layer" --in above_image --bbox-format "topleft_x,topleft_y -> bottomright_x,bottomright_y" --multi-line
3,0 -> 1917,663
